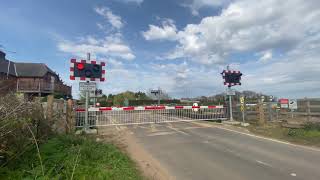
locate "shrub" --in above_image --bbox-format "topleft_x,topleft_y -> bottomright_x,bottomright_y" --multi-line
303,122 -> 320,131
0,93 -> 52,166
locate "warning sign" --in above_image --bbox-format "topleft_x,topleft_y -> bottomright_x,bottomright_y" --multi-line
289,99 -> 298,110
279,98 -> 289,109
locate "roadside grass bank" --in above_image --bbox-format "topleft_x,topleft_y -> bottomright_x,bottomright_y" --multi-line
0,135 -> 143,180
244,121 -> 320,147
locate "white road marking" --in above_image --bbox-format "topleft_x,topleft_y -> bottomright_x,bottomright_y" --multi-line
225,148 -> 234,153
184,126 -> 206,130
203,140 -> 210,144
290,173 -> 297,177
211,125 -> 320,152
148,131 -> 176,137
256,160 -> 272,167
166,125 -> 190,136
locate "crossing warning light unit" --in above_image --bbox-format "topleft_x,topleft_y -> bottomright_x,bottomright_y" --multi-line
221,70 -> 242,87
70,59 -> 105,81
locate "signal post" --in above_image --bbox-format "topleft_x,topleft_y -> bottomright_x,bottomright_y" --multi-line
70,53 -> 105,132
221,66 -> 242,122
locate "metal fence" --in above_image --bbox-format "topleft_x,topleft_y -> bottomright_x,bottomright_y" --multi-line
75,106 -> 227,127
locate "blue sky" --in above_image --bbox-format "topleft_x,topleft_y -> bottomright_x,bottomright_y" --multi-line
1,0 -> 320,99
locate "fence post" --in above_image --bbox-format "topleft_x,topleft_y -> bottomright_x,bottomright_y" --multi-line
258,100 -> 265,126
268,102 -> 273,121
66,99 -> 74,133
306,98 -> 311,121
47,95 -> 54,126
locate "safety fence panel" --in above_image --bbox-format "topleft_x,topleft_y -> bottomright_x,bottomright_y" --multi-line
75,105 -> 227,127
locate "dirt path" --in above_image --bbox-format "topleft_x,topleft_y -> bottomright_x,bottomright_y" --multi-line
97,126 -> 174,180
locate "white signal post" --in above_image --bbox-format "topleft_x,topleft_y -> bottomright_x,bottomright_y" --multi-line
70,53 -> 105,133
84,53 -> 90,131
227,66 -> 233,121
222,65 -> 242,122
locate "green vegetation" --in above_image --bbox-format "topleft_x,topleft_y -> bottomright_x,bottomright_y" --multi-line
287,123 -> 320,144
246,122 -> 320,147
0,135 -> 143,180
96,91 -> 180,106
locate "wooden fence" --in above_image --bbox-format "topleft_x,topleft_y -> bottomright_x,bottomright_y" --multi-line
233,98 -> 320,124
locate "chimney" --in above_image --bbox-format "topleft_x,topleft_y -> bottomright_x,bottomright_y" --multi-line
0,50 -> 5,61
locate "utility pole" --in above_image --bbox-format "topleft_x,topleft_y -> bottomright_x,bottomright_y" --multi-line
158,87 -> 161,106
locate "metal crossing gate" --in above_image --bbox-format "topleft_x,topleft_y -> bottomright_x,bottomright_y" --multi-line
75,105 -> 227,127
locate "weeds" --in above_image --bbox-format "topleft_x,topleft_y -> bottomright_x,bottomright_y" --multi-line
288,122 -> 320,139
0,135 -> 143,179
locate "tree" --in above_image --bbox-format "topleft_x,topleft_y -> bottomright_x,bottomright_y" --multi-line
112,91 -> 136,106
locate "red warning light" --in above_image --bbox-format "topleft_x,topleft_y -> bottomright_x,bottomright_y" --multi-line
77,63 -> 85,70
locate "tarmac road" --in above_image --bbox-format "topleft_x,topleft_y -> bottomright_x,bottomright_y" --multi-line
128,121 -> 320,180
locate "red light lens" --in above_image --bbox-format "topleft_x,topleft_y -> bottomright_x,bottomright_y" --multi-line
77,63 -> 85,70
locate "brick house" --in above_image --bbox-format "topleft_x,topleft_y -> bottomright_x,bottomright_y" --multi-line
0,50 -> 71,98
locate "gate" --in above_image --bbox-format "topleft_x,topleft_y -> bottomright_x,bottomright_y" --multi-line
75,105 -> 227,127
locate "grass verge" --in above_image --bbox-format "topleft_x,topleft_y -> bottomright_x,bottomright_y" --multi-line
246,122 -> 320,147
0,135 -> 143,180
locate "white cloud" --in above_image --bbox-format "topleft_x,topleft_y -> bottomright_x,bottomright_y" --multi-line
142,19 -> 178,41
139,0 -> 320,98
258,50 -> 272,62
145,0 -> 320,66
114,0 -> 143,4
58,35 -> 135,60
183,0 -> 231,16
96,23 -> 104,30
108,58 -> 124,68
94,7 -> 124,29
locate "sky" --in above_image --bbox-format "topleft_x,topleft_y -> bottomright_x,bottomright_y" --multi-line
0,0 -> 320,99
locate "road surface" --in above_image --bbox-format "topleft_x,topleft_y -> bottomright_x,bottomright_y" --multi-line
128,121 -> 320,180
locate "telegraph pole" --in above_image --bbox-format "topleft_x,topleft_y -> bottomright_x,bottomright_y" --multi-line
158,87 -> 161,106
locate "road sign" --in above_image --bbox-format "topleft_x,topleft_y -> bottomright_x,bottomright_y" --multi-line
279,98 -> 289,108
90,89 -> 103,97
226,89 -> 236,96
79,82 -> 96,91
289,99 -> 298,110
240,97 -> 245,112
240,96 -> 244,104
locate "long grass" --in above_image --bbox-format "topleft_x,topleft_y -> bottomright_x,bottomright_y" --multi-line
0,135 -> 143,180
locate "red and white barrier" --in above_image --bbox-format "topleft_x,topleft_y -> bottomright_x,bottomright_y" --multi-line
75,105 -> 224,112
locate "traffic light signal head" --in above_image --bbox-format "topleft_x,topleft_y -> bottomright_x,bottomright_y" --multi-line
70,59 -> 105,81
77,63 -> 85,70
221,70 -> 242,87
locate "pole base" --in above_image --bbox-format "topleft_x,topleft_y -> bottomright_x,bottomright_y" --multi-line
223,120 -> 241,125
241,122 -> 250,127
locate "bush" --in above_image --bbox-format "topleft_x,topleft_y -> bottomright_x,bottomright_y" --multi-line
0,93 -> 52,166
303,122 -> 320,131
